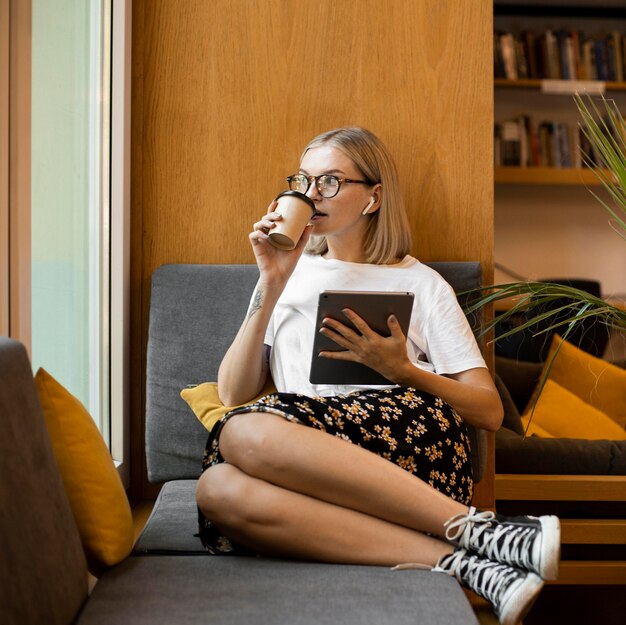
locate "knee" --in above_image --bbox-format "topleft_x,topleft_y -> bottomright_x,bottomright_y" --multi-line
196,464 -> 272,530
196,464 -> 254,526
218,413 -> 285,473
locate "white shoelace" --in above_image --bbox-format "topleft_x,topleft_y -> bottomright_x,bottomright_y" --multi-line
391,562 -> 432,571
444,506 -> 495,541
473,522 -> 538,571
444,507 -> 539,572
434,550 -> 520,610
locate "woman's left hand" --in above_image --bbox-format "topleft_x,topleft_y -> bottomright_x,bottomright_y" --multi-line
318,309 -> 411,383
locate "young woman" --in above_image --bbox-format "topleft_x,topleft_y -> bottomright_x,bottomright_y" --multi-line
195,128 -> 560,625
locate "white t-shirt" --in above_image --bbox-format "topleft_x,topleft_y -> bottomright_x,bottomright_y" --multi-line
263,253 -> 486,397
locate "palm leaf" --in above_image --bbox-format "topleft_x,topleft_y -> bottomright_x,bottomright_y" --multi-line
575,93 -> 626,236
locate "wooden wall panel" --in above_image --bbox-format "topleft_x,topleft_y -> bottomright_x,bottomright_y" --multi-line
131,0 -> 494,500
0,0 -> 9,336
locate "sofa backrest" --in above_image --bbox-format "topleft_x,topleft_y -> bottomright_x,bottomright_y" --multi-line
146,262 -> 485,484
0,338 -> 88,625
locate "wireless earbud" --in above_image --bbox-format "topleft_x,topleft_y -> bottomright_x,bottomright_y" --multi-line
362,197 -> 376,215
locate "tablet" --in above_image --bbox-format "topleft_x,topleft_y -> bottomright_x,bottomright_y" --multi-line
309,290 -> 414,385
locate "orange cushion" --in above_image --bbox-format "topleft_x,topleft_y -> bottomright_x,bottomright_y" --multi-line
35,368 -> 134,575
522,378 -> 626,440
536,334 -> 626,428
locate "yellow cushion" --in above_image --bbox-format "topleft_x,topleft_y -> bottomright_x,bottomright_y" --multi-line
35,368 -> 134,575
538,334 -> 626,428
181,378 -> 277,432
522,378 -> 626,440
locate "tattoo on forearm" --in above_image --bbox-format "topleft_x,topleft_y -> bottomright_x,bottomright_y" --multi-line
247,287 -> 264,320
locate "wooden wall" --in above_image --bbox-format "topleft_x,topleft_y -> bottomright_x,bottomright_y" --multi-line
131,0 -> 494,500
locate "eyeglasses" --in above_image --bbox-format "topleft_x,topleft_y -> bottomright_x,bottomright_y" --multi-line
286,174 -> 370,199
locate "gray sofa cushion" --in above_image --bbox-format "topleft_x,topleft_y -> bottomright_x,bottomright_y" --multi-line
0,338 -> 88,625
146,265 -> 260,482
146,262 -> 486,484
134,480 -> 205,554
78,556 -> 478,625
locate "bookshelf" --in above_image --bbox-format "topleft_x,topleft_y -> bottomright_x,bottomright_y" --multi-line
494,166 -> 604,185
492,1 -> 626,300
495,78 -> 626,91
494,2 -> 626,184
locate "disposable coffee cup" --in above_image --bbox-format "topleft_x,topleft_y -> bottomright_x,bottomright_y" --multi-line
267,191 -> 315,250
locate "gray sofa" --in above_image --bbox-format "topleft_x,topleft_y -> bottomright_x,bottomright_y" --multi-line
1,262 -> 487,625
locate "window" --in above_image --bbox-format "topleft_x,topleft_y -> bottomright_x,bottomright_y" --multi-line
31,0 -> 112,440
3,0 -> 131,484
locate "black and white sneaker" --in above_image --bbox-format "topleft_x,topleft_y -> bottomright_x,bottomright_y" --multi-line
433,548 -> 543,625
444,506 -> 561,580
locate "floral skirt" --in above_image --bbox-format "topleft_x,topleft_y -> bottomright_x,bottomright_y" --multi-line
197,387 -> 473,554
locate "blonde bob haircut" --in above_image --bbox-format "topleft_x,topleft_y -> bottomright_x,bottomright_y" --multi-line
302,127 -> 412,265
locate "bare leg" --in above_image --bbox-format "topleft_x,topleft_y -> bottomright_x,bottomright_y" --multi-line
197,463 -> 453,567
218,412 -> 469,538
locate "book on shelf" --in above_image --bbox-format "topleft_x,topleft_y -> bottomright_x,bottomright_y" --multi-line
523,30 -> 539,79
500,120 -> 522,166
494,33 -> 506,79
556,30 -> 572,80
610,31 -> 624,82
581,37 -> 593,80
494,28 -> 626,82
500,32 -> 518,80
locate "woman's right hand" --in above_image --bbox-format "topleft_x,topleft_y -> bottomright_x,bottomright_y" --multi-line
249,200 -> 312,288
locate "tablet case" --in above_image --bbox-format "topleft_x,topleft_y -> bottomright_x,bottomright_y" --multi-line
309,291 -> 414,385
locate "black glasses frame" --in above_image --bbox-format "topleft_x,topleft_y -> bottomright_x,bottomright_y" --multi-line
286,174 -> 370,198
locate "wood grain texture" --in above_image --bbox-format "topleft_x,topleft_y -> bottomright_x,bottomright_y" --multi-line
561,519 -> 626,545
132,0 -> 494,498
551,561 -> 626,585
496,474 -> 626,502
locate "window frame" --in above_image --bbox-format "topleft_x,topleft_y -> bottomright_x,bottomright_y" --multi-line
2,0 -> 31,348
109,0 -> 132,485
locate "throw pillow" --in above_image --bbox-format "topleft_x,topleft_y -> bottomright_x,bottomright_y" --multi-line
181,377 -> 277,432
536,334 -> 626,428
35,368 -> 134,575
522,378 -> 626,440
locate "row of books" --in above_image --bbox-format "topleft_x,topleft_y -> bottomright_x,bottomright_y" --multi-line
495,29 -> 626,82
494,116 -> 605,169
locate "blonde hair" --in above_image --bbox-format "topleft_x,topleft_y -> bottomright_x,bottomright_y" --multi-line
302,127 -> 412,265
